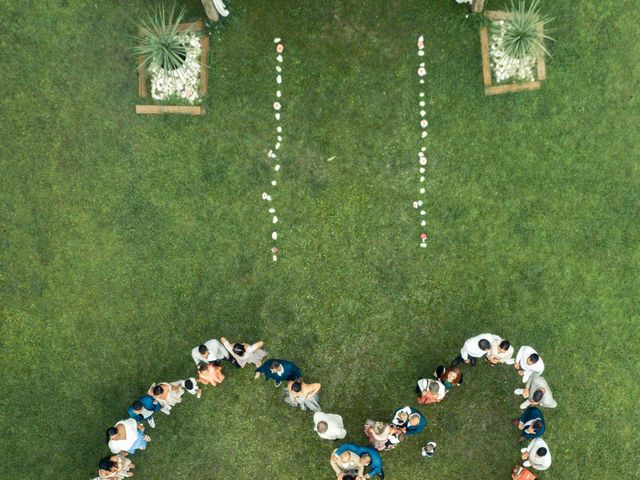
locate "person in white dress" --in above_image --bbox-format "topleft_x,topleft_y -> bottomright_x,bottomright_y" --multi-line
514,346 -> 545,382
107,418 -> 149,455
191,339 -> 229,366
148,381 -> 185,414
487,337 -> 515,365
514,373 -> 557,409
220,337 -> 267,368
283,380 -> 321,411
521,438 -> 552,470
314,412 -> 347,440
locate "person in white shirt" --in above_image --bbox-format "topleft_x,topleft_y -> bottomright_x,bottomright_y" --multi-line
487,337 -> 515,365
514,373 -> 556,409
180,378 -> 201,399
191,339 -> 229,366
514,346 -> 545,382
454,333 -> 499,366
314,412 -> 347,440
521,438 -> 551,470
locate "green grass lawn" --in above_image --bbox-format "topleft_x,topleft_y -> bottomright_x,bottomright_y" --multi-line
1,0 -> 638,478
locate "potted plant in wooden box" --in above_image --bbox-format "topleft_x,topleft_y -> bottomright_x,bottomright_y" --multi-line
479,0 -> 553,95
133,5 -> 209,115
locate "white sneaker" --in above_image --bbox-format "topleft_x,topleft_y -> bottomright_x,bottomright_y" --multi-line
147,417 -> 156,429
520,401 -> 530,409
514,388 -> 524,395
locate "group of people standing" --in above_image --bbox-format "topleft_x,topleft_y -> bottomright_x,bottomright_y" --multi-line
93,332 -> 555,479
416,333 -> 556,475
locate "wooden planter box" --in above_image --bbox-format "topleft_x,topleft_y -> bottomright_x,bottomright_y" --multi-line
479,11 -> 546,95
136,20 -> 209,115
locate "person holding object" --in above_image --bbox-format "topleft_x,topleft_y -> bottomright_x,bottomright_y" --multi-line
515,406 -> 545,441
416,378 -> 446,405
453,333 -> 499,366
514,346 -> 545,382
487,337 -> 515,365
191,339 -> 229,366
521,438 -> 552,471
335,443 -> 384,479
197,363 -> 225,387
127,396 -> 160,428
514,373 -> 557,409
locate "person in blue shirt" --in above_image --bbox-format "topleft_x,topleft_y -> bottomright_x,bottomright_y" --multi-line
128,395 -> 161,428
254,359 -> 302,387
515,406 -> 545,441
391,406 -> 427,435
335,443 -> 384,479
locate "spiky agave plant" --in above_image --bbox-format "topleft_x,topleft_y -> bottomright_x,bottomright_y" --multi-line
132,4 -> 193,74
497,0 -> 554,60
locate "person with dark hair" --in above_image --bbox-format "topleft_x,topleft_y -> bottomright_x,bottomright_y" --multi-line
416,377 -> 446,405
453,333 -> 499,367
197,362 -> 225,387
127,395 -> 160,428
191,338 -> 229,366
283,379 -> 321,411
487,337 -> 515,365
391,406 -> 427,435
180,377 -> 202,398
514,373 -> 557,409
147,381 -> 185,414
521,438 -> 552,470
107,418 -> 150,455
95,454 -> 134,479
514,346 -> 545,382
515,406 -> 545,441
314,412 -> 347,440
363,420 -> 402,451
335,443 -> 384,479
254,358 -> 302,386
221,336 -> 268,368
434,366 -> 463,390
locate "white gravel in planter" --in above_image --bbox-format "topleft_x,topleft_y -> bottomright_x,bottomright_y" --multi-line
149,33 -> 202,103
489,21 -> 537,84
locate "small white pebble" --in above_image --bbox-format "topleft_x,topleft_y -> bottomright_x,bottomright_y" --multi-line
276,75 -> 282,84
261,192 -> 269,200
420,242 -> 427,248
419,158 -> 427,165
418,200 -> 423,206
277,54 -> 283,63
272,232 -> 278,240
277,136 -> 282,141
418,50 -> 425,56
419,79 -> 424,84
420,62 -> 425,67
277,126 -> 282,133
413,201 -> 419,209
269,208 -> 276,213
420,92 -> 425,97
421,131 -> 428,138
421,220 -> 427,226
275,164 -> 281,171
419,101 -> 425,107
276,66 -> 282,73
421,147 -> 426,152
274,37 -> 282,43
419,167 -> 425,173
420,176 -> 425,182
273,216 -> 278,223
420,110 -> 426,117
420,210 -> 426,215
275,142 -> 281,150
271,180 -> 277,186
420,188 -> 425,194
275,113 -> 280,120
273,255 -> 278,261
276,90 -> 282,98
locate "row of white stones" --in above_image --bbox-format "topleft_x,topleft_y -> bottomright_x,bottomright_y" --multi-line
261,38 -> 285,261
415,36 -> 429,248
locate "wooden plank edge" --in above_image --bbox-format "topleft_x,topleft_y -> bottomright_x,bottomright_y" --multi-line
479,27 -> 492,88
199,35 -> 209,96
135,105 -> 204,115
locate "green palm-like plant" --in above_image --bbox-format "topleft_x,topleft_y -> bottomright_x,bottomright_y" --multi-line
132,4 -> 193,74
495,0 -> 554,60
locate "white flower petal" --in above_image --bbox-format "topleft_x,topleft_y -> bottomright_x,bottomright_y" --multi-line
420,188 -> 425,194
277,54 -> 283,63
271,180 -> 277,186
277,126 -> 283,133
273,255 -> 278,261
272,231 -> 278,240
421,131 -> 428,138
420,176 -> 425,182
274,37 -> 282,43
275,164 -> 281,171
276,75 -> 282,84
269,208 -> 276,213
421,220 -> 427,226
272,216 -> 278,223
419,167 -> 425,173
